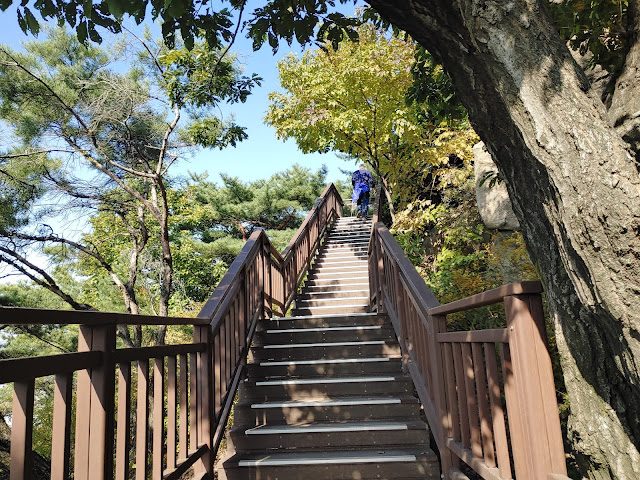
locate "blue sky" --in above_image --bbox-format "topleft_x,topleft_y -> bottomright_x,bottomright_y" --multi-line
0,2 -> 362,185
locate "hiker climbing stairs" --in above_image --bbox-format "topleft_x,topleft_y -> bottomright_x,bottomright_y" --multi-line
217,216 -> 440,479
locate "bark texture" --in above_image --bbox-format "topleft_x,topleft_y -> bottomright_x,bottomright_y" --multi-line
609,0 -> 640,161
365,0 -> 640,477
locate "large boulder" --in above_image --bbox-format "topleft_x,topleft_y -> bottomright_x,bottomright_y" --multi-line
473,142 -> 520,230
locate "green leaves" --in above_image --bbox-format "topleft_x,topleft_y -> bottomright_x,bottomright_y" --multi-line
548,0 -> 629,75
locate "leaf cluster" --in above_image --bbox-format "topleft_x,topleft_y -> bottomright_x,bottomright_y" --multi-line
548,0 -> 629,75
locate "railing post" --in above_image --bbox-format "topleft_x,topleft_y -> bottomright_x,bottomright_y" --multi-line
74,323 -> 116,480
193,324 -> 214,477
374,228 -> 386,313
504,293 -> 567,479
428,314 -> 459,479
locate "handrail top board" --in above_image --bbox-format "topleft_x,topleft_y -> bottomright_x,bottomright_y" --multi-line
281,183 -> 342,259
429,280 -> 543,316
0,305 -> 209,326
199,183 -> 342,326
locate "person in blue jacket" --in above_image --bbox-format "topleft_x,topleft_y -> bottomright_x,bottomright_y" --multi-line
351,164 -> 374,218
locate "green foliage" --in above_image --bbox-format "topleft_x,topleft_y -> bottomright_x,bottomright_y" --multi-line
0,27 -> 260,318
548,0 -> 629,75
0,0 -> 361,54
184,164 -> 328,259
266,19 -> 472,213
391,164 -> 538,330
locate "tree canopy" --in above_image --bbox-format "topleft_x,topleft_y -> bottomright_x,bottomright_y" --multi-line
266,21 -> 474,216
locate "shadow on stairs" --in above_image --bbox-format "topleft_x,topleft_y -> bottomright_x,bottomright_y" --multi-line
216,216 -> 440,479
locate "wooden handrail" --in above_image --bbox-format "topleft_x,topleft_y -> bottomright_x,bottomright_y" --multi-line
0,182 -> 343,480
368,185 -> 567,480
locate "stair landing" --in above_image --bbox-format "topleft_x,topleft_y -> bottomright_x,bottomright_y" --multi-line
216,217 -> 440,479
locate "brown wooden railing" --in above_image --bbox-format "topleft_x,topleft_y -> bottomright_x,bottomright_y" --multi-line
368,187 -> 568,480
0,183 -> 342,480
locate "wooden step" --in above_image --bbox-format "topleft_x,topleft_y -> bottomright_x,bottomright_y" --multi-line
259,313 -> 385,329
246,356 -> 402,378
295,295 -> 370,307
250,340 -> 401,362
218,448 -> 439,480
253,324 -> 395,345
238,375 -> 414,401
227,420 -> 430,451
292,304 -> 369,316
297,289 -> 369,299
301,281 -> 370,292
234,395 -> 421,425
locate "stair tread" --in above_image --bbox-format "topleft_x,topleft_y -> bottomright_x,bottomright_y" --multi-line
229,448 -> 434,466
245,396 -> 418,408
254,356 -> 400,366
244,419 -> 428,434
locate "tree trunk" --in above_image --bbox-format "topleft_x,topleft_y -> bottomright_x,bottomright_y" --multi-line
609,0 -> 640,161
366,0 -> 640,477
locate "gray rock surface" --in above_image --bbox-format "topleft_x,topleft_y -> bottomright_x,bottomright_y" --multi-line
473,142 -> 520,230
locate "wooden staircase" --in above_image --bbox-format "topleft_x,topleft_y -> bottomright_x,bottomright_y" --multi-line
217,216 -> 440,479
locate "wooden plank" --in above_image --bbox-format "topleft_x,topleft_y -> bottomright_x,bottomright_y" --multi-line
136,359 -> 150,480
429,314 -> 458,471
500,343 -> 530,480
485,343 -> 512,479
189,353 -> 198,453
198,231 -> 260,321
87,325 -> 116,480
113,343 -> 205,363
194,326 -> 213,476
471,343 -> 496,468
452,343 -> 471,449
429,281 -> 542,316
0,351 -> 102,383
153,358 -> 165,480
527,294 -> 568,474
436,329 -> 509,344
178,354 -> 189,462
446,439 -> 504,480
10,380 -> 34,480
377,226 -> 440,313
442,342 -> 461,442
0,306 -> 209,327
73,328 -> 92,480
163,444 -> 209,480
115,364 -> 132,480
461,343 -> 482,459
505,295 -> 566,478
51,373 -> 72,480
167,356 -> 177,471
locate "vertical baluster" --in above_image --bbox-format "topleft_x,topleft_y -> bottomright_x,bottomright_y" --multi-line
179,354 -> 189,461
461,343 -> 482,459
189,353 -> 198,454
115,364 -> 131,480
152,358 -> 165,480
10,380 -> 34,480
471,343 -> 496,468
500,343 -> 530,479
213,334 -> 222,420
485,343 -> 512,479
51,373 -> 72,480
194,325 -> 213,476
443,342 -> 461,443
167,356 -> 177,471
452,343 -> 471,449
136,359 -> 149,480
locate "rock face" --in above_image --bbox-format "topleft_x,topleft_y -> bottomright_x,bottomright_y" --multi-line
473,142 -> 520,230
